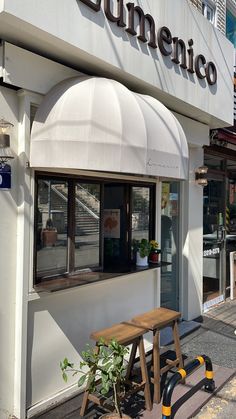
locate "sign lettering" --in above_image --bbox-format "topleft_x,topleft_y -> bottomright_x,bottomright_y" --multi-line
79,0 -> 217,85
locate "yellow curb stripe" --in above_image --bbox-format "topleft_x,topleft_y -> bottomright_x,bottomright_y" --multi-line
196,356 -> 205,365
178,368 -> 187,379
162,405 -> 171,416
205,370 -> 214,379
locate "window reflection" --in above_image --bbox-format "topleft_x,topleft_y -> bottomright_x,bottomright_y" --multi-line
36,179 -> 68,279
74,183 -> 100,270
131,186 -> 150,242
161,182 -> 180,311
35,177 -> 155,285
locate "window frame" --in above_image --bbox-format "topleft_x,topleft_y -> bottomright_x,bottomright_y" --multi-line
202,0 -> 215,24
34,172 -> 156,287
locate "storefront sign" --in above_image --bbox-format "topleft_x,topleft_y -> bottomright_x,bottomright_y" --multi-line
0,164 -> 11,189
79,0 -> 217,85
203,247 -> 220,257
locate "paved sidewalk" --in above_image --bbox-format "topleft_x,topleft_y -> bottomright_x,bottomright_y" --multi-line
179,299 -> 236,370
34,299 -> 236,419
190,300 -> 236,418
193,374 -> 236,419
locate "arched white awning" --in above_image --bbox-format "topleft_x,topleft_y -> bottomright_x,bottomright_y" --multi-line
30,76 -> 189,179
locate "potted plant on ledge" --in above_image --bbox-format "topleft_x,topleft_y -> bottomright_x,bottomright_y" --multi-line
60,338 -> 131,418
132,238 -> 151,267
149,240 -> 161,263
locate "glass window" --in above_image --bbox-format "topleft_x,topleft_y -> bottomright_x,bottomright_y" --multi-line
203,178 -> 225,235
36,179 -> 68,280
226,9 -> 236,48
74,183 -> 100,270
34,175 -> 155,285
203,178 -> 225,304
131,186 -> 150,243
161,182 -> 180,311
103,184 -> 127,268
202,1 -> 215,24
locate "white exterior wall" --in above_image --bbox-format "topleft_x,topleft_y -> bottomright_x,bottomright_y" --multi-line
182,147 -> 206,320
0,0 -> 233,418
0,87 -> 18,417
0,0 -> 234,128
27,270 -> 159,415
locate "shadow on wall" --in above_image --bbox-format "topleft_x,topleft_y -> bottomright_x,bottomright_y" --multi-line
182,253 -> 202,321
26,275 -> 155,408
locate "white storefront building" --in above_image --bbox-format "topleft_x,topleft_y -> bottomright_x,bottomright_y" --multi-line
0,0 -> 234,418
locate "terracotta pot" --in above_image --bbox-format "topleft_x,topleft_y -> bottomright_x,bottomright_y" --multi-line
42,229 -> 57,246
99,414 -> 131,419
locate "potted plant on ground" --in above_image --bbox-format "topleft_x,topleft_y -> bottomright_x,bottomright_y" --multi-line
132,238 -> 151,266
149,240 -> 161,263
60,338 -> 131,418
42,218 -> 57,247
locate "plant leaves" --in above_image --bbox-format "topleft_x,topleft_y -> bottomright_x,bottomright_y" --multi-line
62,371 -> 68,383
78,374 -> 87,387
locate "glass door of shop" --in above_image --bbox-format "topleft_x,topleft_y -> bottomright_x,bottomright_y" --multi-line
203,169 -> 226,309
225,175 -> 236,299
203,153 -> 236,305
161,182 -> 180,311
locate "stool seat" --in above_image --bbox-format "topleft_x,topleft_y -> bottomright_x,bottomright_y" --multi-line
131,307 -> 181,330
80,321 -> 152,416
90,322 -> 148,345
131,307 -> 183,404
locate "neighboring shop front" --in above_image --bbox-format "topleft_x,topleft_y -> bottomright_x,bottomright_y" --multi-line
0,0 -> 233,417
203,131 -> 236,311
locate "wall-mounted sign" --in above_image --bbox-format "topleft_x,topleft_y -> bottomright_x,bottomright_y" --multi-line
0,164 -> 11,189
79,0 -> 217,85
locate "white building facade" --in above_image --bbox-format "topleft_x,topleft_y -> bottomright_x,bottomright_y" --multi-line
0,0 -> 234,418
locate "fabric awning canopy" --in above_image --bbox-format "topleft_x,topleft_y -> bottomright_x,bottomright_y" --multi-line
30,76 -> 189,179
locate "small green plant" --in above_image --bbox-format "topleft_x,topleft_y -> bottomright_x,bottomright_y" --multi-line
132,238 -> 151,257
60,338 -> 129,418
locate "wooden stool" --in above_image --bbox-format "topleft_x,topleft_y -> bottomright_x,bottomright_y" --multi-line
80,322 -> 152,416
131,307 -> 184,404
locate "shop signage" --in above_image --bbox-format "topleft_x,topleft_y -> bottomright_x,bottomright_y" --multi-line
203,247 -> 220,257
79,0 -> 217,85
0,164 -> 11,189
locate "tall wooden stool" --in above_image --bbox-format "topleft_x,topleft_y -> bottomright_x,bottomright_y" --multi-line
80,322 -> 152,416
131,307 -> 184,404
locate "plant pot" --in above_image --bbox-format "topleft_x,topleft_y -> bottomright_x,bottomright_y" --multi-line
136,251 -> 148,267
100,414 -> 131,419
42,229 -> 57,247
149,249 -> 161,263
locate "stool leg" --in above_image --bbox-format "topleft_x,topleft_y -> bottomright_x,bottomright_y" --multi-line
153,329 -> 161,404
173,320 -> 184,369
172,320 -> 185,385
138,336 -> 152,411
80,345 -> 99,417
126,340 -> 138,381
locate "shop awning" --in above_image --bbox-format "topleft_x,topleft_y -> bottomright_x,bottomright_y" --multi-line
30,76 -> 189,179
